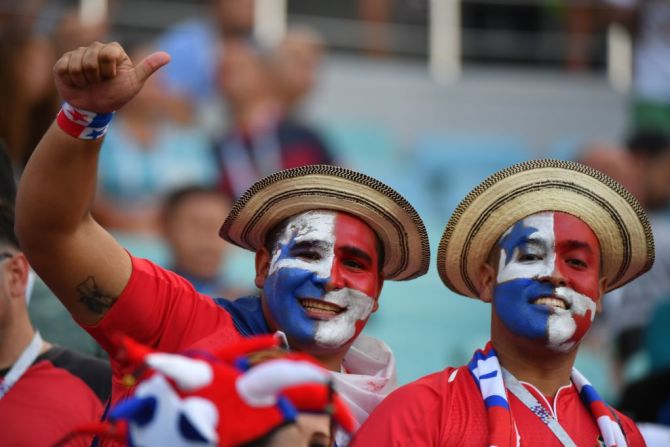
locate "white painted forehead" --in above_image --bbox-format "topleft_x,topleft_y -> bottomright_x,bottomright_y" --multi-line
276,210 -> 338,243
499,211 -> 554,241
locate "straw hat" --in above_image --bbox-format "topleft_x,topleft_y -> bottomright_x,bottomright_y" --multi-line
437,159 -> 654,298
221,165 -> 430,281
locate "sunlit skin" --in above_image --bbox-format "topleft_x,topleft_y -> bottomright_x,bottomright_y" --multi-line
255,211 -> 383,371
480,211 -> 607,395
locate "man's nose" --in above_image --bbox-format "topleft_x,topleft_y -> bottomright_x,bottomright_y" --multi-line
324,261 -> 345,292
540,262 -> 568,287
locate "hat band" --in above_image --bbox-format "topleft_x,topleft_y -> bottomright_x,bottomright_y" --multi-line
240,187 -> 411,279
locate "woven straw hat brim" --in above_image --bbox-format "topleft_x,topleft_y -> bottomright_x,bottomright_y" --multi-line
438,159 -> 654,298
221,165 -> 430,281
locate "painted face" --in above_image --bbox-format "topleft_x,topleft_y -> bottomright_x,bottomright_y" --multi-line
263,210 -> 381,351
492,211 -> 601,352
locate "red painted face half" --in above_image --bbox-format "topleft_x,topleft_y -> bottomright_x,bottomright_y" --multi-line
493,211 -> 603,351
330,212 -> 382,299
265,210 -> 382,351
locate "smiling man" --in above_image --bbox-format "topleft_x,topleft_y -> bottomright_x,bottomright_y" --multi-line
352,160 -> 653,446
14,42 -> 429,446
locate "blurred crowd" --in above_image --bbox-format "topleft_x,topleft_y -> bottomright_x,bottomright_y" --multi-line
1,0 -> 670,445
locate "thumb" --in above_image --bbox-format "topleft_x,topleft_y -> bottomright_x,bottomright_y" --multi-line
132,51 -> 171,83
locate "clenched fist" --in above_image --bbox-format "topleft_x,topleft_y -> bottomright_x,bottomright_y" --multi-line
53,41 -> 170,114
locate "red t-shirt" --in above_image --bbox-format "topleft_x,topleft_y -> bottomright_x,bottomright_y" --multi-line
82,255 -> 244,406
0,347 -> 110,447
351,366 -> 646,447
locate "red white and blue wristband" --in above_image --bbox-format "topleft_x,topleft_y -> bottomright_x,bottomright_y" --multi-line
56,102 -> 114,140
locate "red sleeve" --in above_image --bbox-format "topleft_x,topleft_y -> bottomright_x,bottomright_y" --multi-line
81,255 -> 240,364
350,372 -> 450,447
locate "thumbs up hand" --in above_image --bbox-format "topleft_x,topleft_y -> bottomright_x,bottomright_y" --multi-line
53,41 -> 170,114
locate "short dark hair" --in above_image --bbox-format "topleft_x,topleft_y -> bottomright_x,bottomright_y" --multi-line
162,185 -> 229,221
263,212 -> 386,272
626,130 -> 670,158
0,201 -> 19,249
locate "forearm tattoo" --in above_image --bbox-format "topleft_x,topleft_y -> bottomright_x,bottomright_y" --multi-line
77,276 -> 116,314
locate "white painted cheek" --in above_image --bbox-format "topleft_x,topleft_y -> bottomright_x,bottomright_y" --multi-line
546,313 -> 577,352
556,286 -> 597,321
497,213 -> 556,283
268,212 -> 336,278
313,288 -> 375,349
546,287 -> 597,352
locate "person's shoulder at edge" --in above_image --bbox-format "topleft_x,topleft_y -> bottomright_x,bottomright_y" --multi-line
37,346 -> 112,404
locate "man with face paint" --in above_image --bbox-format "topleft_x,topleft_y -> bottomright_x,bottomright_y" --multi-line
353,160 -> 653,447
14,42 -> 430,446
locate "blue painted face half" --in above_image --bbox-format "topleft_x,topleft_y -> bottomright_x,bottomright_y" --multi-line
262,211 -> 379,351
264,240 -> 329,345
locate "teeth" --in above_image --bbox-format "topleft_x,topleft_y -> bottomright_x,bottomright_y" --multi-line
300,299 -> 343,313
534,297 -> 567,309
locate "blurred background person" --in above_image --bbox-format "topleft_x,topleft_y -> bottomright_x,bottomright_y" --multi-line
156,0 -> 255,106
93,43 -> 217,237
618,299 -> 670,443
0,24 -> 59,172
0,148 -> 111,447
214,38 -> 334,200
592,130 -> 670,380
603,0 -> 670,134
272,26 -> 325,115
63,335 -> 354,447
161,185 -> 245,298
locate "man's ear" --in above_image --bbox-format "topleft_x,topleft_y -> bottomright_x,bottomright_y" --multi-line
6,253 -> 30,300
254,247 -> 272,289
595,276 -> 608,313
479,263 -> 496,303
371,273 -> 384,313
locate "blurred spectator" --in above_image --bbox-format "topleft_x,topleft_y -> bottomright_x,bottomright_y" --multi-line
51,1 -> 110,55
272,27 -> 325,114
604,0 -> 670,133
0,25 -> 59,171
214,39 -> 334,200
162,185 -> 238,297
618,300 -> 670,444
94,45 -> 217,236
64,335 -> 353,447
357,0 -> 392,57
566,0 -> 597,72
0,199 -> 111,446
156,0 -> 255,104
580,131 -> 670,382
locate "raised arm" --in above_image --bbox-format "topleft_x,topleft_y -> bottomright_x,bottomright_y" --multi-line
15,42 -> 170,325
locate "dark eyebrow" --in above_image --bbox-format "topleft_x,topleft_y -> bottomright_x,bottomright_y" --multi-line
518,237 -> 546,249
339,245 -> 373,264
560,240 -> 594,253
291,240 -> 330,251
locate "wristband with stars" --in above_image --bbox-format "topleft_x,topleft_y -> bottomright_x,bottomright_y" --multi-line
56,102 -> 114,140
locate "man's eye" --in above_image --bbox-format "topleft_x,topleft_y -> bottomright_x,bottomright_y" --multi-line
343,259 -> 364,270
292,250 -> 321,261
567,258 -> 587,268
518,253 -> 542,262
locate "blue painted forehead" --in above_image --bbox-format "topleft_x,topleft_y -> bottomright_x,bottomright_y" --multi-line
497,220 -> 539,265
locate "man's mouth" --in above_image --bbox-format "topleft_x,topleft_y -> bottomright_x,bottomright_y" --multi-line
299,298 -> 346,318
532,296 -> 569,310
